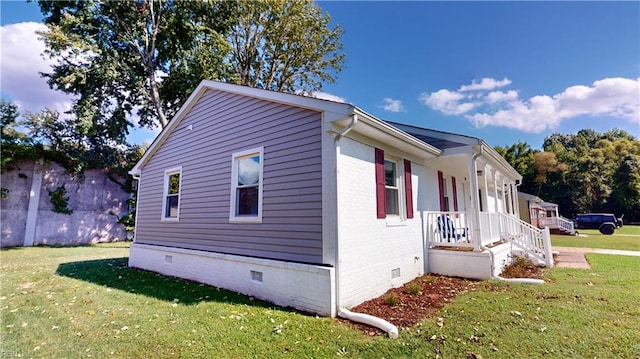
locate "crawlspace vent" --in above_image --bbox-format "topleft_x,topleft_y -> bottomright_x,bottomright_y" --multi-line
391,268 -> 401,279
251,270 -> 263,283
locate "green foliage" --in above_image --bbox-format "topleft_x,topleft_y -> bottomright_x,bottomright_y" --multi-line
407,282 -> 421,295
38,0 -> 345,135
498,129 -> 640,222
48,185 -> 73,215
228,0 -> 345,93
384,293 -> 399,306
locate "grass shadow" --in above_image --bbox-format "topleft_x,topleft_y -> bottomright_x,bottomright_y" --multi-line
56,257 -> 276,309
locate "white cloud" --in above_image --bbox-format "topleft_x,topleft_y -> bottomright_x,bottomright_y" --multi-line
486,90 -> 519,104
418,89 -> 477,115
0,22 -> 74,114
421,77 -> 640,133
309,91 -> 347,103
458,77 -> 512,92
379,97 -> 406,112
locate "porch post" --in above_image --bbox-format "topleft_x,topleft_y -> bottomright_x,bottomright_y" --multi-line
482,164 -> 493,243
501,177 -> 507,213
492,169 -> 503,236
468,153 -> 482,252
513,183 -> 521,218
492,169 -> 499,213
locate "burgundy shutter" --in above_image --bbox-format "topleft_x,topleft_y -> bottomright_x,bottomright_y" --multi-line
437,171 -> 446,211
404,159 -> 414,219
375,148 -> 386,218
452,176 -> 459,211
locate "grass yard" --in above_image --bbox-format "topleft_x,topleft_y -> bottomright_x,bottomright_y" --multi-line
552,225 -> 640,251
2,243 -> 640,358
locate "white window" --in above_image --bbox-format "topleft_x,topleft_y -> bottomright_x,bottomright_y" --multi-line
384,159 -> 400,216
230,147 -> 264,223
162,167 -> 182,221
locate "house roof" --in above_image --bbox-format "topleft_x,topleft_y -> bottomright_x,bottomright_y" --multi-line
130,80 -> 521,180
387,121 -> 522,180
519,192 -> 543,203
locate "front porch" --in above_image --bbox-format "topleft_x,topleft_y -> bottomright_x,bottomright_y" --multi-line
422,210 -> 553,280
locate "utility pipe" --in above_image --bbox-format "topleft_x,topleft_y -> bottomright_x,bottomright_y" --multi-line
338,308 -> 399,339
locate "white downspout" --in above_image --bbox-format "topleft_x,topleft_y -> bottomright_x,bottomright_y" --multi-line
339,308 -> 399,339
333,114 -> 357,314
333,114 -> 399,338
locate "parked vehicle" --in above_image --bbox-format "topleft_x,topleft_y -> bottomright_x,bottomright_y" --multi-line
574,213 -> 623,235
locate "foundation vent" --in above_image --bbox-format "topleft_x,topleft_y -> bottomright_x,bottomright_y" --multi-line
391,268 -> 401,279
251,270 -> 263,283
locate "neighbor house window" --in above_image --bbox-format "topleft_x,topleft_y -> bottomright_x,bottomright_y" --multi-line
230,147 -> 264,223
162,167 -> 182,221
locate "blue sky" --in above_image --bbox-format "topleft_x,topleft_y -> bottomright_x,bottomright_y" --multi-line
1,1 -> 639,148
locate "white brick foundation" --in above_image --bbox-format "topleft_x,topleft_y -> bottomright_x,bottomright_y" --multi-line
428,242 -> 513,280
129,243 -> 335,316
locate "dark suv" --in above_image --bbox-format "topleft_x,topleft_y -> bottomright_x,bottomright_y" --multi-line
575,213 -> 623,235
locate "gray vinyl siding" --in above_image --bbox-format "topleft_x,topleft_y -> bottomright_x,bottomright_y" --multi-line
136,89 -> 324,264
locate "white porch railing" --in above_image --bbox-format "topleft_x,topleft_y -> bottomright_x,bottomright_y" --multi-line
540,216 -> 575,234
423,211 -> 474,249
498,212 -> 554,267
424,210 -> 554,268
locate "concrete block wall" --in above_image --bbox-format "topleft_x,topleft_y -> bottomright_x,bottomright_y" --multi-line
1,160 -> 130,247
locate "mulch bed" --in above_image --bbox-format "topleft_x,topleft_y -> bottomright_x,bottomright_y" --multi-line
339,274 -> 479,336
339,258 -> 544,336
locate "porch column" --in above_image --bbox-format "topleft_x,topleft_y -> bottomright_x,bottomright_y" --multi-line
482,164 -> 493,244
467,153 -> 482,252
492,170 -> 503,236
513,183 -> 521,218
492,169 -> 499,213
481,164 -> 490,213
501,177 -> 507,213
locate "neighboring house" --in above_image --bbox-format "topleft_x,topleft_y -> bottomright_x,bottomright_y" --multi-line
129,80 -> 553,317
518,192 -> 575,235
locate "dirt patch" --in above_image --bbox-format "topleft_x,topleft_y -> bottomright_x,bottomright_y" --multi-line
500,256 -> 544,279
339,274 -> 479,336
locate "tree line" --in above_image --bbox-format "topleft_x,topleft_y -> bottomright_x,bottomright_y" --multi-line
495,129 -> 640,223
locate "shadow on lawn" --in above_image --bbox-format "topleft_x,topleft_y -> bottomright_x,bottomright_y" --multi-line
56,257 -> 275,309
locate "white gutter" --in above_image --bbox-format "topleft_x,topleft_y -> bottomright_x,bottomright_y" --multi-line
338,308 -> 399,339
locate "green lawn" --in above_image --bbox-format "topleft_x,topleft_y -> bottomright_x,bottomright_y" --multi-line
552,225 -> 640,251
2,243 -> 640,358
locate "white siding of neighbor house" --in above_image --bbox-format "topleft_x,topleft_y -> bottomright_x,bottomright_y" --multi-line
135,89 -> 324,264
336,137 -> 441,308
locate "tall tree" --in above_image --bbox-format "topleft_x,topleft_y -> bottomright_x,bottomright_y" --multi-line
38,0 -> 235,131
38,0 -> 346,140
227,0 -> 344,93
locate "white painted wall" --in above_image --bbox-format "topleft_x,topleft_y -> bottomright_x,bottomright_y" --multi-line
129,243 -> 336,316
336,137 -> 439,308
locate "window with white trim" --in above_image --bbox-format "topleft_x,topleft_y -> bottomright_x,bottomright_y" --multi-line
162,167 -> 182,221
384,159 -> 400,216
442,176 -> 450,211
230,147 -> 264,223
